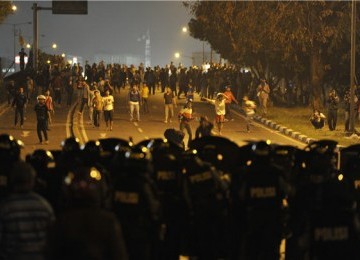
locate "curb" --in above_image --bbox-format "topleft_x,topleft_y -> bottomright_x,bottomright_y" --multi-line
253,115 -> 317,144
230,104 -> 316,145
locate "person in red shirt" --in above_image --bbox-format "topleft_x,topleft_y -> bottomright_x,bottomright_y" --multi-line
178,101 -> 193,147
223,85 -> 238,121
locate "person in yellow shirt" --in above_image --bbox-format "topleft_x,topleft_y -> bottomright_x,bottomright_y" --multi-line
141,82 -> 150,113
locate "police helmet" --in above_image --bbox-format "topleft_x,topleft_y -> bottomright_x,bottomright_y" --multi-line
340,144 -> 360,175
124,145 -> 153,173
251,140 -> 272,157
0,134 -> 24,162
190,135 -> 240,172
164,128 -> 185,149
61,137 -> 81,153
136,138 -> 166,150
81,140 -> 102,157
63,166 -> 103,206
98,138 -> 132,153
182,149 -> 207,175
26,149 -> 55,173
304,139 -> 338,171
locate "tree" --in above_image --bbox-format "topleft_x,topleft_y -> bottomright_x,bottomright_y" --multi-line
185,1 -> 356,109
0,1 -> 15,24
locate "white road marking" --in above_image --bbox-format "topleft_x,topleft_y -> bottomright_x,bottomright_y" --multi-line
21,131 -> 30,137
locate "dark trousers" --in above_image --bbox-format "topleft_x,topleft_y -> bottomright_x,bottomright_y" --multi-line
93,110 -> 101,127
149,83 -> 156,95
66,90 -> 73,106
327,109 -> 338,131
54,89 -> 61,104
180,121 -> 192,147
225,103 -> 233,120
37,120 -> 48,142
79,98 -> 88,113
14,107 -> 25,126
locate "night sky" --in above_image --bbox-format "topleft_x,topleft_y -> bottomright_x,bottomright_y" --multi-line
0,1 -> 204,67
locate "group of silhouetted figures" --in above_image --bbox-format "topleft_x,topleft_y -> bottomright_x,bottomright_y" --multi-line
0,130 -> 360,260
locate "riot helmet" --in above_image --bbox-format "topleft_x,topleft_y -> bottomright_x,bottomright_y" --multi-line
26,149 -> 55,176
124,145 -> 153,173
63,166 -> 103,207
81,140 -> 103,161
61,137 -> 81,153
304,139 -> 338,172
0,134 -> 24,162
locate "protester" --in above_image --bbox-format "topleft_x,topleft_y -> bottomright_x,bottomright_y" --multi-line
223,85 -> 238,121
326,89 -> 340,131
34,95 -> 49,144
141,82 -> 150,113
195,115 -> 214,138
242,95 -> 256,133
44,90 -> 54,131
178,101 -> 194,147
310,109 -> 326,130
11,87 -> 27,129
203,93 -> 227,135
256,79 -> 271,116
164,86 -> 177,123
92,90 -> 103,128
128,84 -> 141,122
102,89 -> 114,131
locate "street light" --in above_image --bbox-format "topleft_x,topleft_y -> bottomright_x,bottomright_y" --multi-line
11,5 -> 17,12
174,52 -> 194,66
181,26 -> 205,65
39,43 -> 58,51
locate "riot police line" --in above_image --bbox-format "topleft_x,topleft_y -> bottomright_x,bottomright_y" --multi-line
0,130 -> 360,260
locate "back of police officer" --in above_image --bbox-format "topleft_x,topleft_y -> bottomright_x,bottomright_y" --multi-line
182,151 -> 230,260
231,142 -> 288,260
286,140 -> 358,260
0,134 -> 23,199
151,144 -> 187,260
112,146 -> 161,260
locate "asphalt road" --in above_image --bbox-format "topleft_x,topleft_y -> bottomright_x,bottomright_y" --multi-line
0,87 -> 306,159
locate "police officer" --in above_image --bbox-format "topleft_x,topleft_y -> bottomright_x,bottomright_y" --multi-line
151,142 -> 186,260
0,134 -> 23,198
182,150 -> 230,260
112,145 -> 161,260
11,87 -> 27,129
46,165 -> 128,260
341,144 -> 360,212
231,141 -> 289,260
286,140 -> 357,259
26,149 -> 57,205
81,140 -> 113,210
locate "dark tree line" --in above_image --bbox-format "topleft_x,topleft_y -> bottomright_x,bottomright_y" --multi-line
184,1 -> 360,109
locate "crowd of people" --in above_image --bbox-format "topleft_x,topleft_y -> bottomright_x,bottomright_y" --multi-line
0,130 -> 360,260
6,60 -> 360,142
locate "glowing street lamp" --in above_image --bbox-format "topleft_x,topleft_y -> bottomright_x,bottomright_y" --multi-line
11,5 -> 17,12
61,53 -> 65,58
174,52 -> 194,65
182,26 -> 188,33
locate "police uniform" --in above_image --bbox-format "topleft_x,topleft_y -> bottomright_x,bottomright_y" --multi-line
231,141 -> 288,260
112,146 -> 161,260
182,151 -> 230,260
